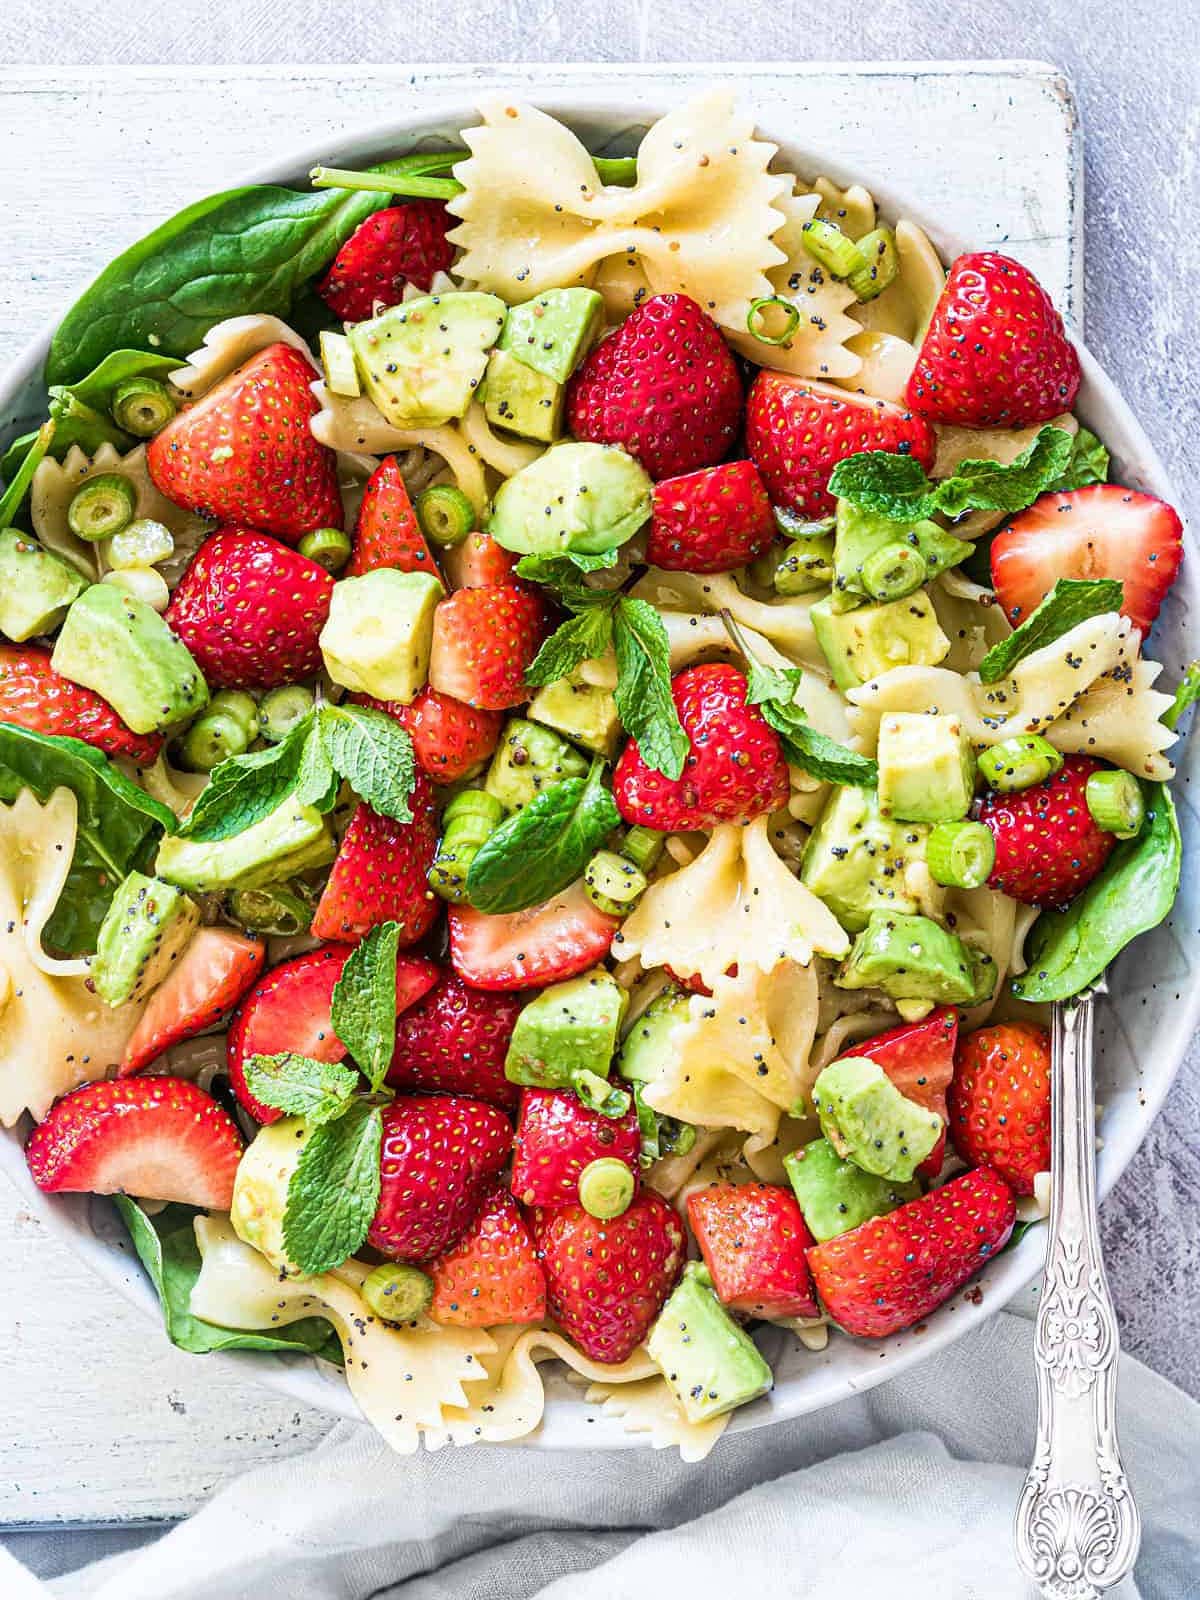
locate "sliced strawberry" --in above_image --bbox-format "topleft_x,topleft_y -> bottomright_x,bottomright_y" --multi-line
510,1087 -> 641,1208
351,687 -> 502,782
121,927 -> 265,1076
567,293 -> 743,480
345,454 -> 438,578
533,1190 -> 686,1363
429,1179 -> 546,1326
647,460 -> 775,574
614,662 -> 790,830
316,200 -> 455,321
442,531 -> 519,590
979,755 -> 1117,908
227,944 -> 438,1122
147,342 -> 342,541
745,373 -> 935,519
990,485 -> 1184,635
428,584 -> 549,710
368,1094 -> 513,1263
807,1167 -> 1016,1338
388,970 -> 522,1109
836,1008 -> 958,1179
310,781 -> 440,946
26,1077 -> 243,1209
906,252 -> 1081,428
948,1022 -> 1051,1195
0,644 -> 162,764
449,881 -> 619,991
687,1181 -> 818,1320
165,528 -> 333,690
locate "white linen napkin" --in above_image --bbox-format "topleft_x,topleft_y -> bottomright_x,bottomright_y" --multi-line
5,1310 -> 1197,1599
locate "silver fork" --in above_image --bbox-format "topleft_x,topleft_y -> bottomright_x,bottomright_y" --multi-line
1014,993 -> 1141,1598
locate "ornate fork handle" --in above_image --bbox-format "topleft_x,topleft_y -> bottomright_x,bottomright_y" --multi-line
1014,994 -> 1140,1598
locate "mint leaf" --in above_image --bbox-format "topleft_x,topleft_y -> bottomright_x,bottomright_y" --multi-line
1046,427 -> 1110,492
934,426 -> 1075,519
827,452 -> 935,522
282,1100 -> 383,1275
612,597 -> 688,781
242,1053 -> 360,1126
525,605 -> 616,689
319,704 -> 414,823
330,920 -> 400,1090
738,649 -> 803,710
978,578 -> 1123,685
179,716 -> 321,842
761,706 -> 879,787
515,552 -> 618,605
1162,660 -> 1200,733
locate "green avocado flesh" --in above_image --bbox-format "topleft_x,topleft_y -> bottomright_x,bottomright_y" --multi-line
505,968 -> 625,1090
810,1057 -> 942,1184
484,717 -> 589,812
319,569 -> 443,704
0,529 -> 87,641
528,665 -> 622,757
488,441 -> 652,558
156,795 -> 335,893
51,584 -> 208,734
811,590 -> 949,691
646,1265 -> 773,1424
784,1138 -> 920,1242
91,870 -> 200,1007
836,911 -> 995,1006
877,711 -> 975,825
498,288 -> 603,384
347,291 -> 506,427
800,785 -> 928,934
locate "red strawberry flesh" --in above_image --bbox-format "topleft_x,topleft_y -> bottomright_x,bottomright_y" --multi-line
317,200 -> 455,322
647,459 -> 775,574
948,1022 -> 1051,1195
310,784 -> 440,946
510,1087 -> 641,1208
388,970 -> 522,1110
687,1181 -> 819,1319
429,1179 -> 546,1326
979,755 -> 1117,908
449,882 -> 619,991
0,644 -> 162,764
122,928 -> 265,1076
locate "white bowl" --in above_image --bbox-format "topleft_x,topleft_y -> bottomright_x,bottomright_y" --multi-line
1,94 -> 1195,1451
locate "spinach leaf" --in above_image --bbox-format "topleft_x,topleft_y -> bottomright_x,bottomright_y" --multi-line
1012,783 -> 1181,1002
41,835 -> 142,957
115,1198 -> 342,1361
466,758 -> 621,914
978,578 -> 1124,684
0,418 -> 55,527
46,184 -> 388,386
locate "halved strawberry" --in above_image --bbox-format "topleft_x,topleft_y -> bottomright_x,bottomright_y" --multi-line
345,454 -> 437,578
147,342 -> 342,541
429,1179 -> 546,1326
227,944 -> 438,1122
442,531 -> 519,590
836,1008 -> 957,1178
687,1181 -> 818,1320
121,927 -> 265,1076
449,882 -> 619,991
807,1167 -> 1016,1338
746,372 -> 935,518
510,1087 -> 641,1208
351,687 -> 502,782
979,755 -> 1117,908
26,1077 -> 243,1209
388,970 -> 522,1109
316,200 -> 455,321
990,485 -> 1184,634
647,459 -> 775,574
428,584 -> 549,710
310,781 -> 440,945
948,1022 -> 1051,1195
0,644 -> 162,764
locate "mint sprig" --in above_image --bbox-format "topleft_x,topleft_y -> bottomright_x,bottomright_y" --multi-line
1045,427 -> 1110,493
977,578 -> 1123,685
330,921 -> 401,1091
242,1053 -> 360,1126
319,704 -> 415,824
282,1101 -> 383,1277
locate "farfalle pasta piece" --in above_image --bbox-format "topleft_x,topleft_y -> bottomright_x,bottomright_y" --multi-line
190,1217 -> 494,1454
834,330 -> 918,404
581,1372 -> 731,1461
812,176 -> 876,239
168,314 -> 317,401
634,567 -> 828,674
0,789 -> 144,1125
851,219 -> 945,345
943,882 -> 1021,1027
448,91 -> 791,329
930,570 -> 1011,674
613,816 -> 847,990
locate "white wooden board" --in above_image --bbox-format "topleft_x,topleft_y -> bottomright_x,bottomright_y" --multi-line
0,61 -> 1078,1528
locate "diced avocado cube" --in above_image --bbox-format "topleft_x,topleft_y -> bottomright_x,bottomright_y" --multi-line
800,785 -> 928,934
528,664 -> 622,757
91,870 -> 200,1007
810,591 -> 950,692
483,348 -> 564,443
832,501 -> 972,603
618,982 -> 692,1081
646,1264 -> 773,1425
488,441 -> 651,559
319,330 -> 361,397
319,569 -> 443,704
836,911 -> 994,1005
156,795 -> 335,894
0,528 -> 88,641
784,1138 -> 920,1242
877,711 -> 976,825
51,584 -> 208,734
498,288 -> 603,384
347,291 -> 506,427
484,717 -> 588,812
810,1057 -> 942,1183
505,968 -> 626,1090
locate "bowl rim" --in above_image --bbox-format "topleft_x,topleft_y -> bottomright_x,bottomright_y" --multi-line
1,88 -> 1194,1451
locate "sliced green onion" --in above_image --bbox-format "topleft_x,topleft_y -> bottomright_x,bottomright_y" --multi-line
108,517 -> 174,570
927,820 -> 996,889
979,734 -> 1064,793
416,484 -> 476,548
578,1157 -> 635,1219
229,884 -> 313,937
775,534 -> 836,595
746,296 -> 801,346
593,156 -> 638,187
583,848 -> 647,917
573,1069 -> 631,1120
178,710 -> 251,772
258,685 -> 315,743
309,163 -> 460,200
846,228 -> 900,302
800,218 -> 869,280
207,690 -> 260,742
1085,769 -> 1145,838
298,526 -> 352,573
428,789 -> 505,902
861,542 -> 927,602
101,567 -> 170,612
361,1263 -> 433,1323
621,826 -> 664,874
111,377 -> 177,437
68,474 -> 135,541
